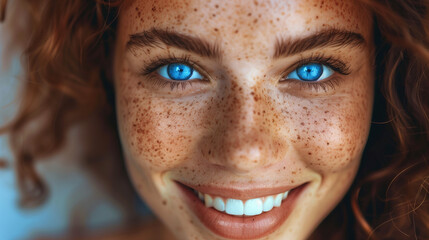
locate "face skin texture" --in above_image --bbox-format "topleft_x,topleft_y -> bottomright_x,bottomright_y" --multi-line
113,0 -> 374,239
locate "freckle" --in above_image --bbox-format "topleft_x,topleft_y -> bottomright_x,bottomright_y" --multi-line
327,142 -> 330,145
214,28 -> 218,32
300,122 -> 305,126
162,200 -> 167,205
194,8 -> 198,11
308,152 -> 312,155
215,4 -> 219,8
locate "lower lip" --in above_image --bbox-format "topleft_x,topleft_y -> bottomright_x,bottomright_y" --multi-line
176,182 -> 307,239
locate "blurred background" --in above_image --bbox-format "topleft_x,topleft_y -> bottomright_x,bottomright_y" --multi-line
0,17 -> 136,240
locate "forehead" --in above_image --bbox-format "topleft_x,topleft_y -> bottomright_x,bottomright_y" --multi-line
117,0 -> 373,64
121,0 -> 371,38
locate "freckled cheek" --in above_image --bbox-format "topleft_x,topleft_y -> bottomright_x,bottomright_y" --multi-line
117,94 -> 211,171
309,116 -> 369,172
284,98 -> 372,173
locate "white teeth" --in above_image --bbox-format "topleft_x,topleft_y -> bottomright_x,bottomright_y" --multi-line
263,196 -> 274,212
244,198 -> 263,216
283,191 -> 289,200
195,189 -> 291,217
225,199 -> 244,215
213,197 -> 225,212
204,194 -> 213,207
274,193 -> 283,207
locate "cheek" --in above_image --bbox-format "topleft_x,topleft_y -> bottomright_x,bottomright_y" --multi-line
282,84 -> 373,172
116,79 -> 211,171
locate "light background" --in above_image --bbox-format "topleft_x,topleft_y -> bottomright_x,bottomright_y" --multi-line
0,19 -> 125,240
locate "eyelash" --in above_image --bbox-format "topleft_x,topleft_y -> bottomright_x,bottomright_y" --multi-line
140,54 -> 207,90
280,53 -> 351,92
140,53 -> 351,92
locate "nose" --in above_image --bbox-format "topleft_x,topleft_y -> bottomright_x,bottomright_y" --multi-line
202,78 -> 286,174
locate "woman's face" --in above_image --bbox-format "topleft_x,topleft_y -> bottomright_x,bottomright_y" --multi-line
114,0 -> 374,239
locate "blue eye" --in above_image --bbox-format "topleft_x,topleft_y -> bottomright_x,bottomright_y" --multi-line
157,63 -> 203,81
286,63 -> 334,82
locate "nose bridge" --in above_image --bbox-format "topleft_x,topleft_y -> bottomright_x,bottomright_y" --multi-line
227,82 -> 259,137
209,76 -> 277,173
224,66 -> 265,133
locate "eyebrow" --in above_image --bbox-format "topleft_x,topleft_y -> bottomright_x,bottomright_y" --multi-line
126,28 -> 366,59
127,28 -> 221,59
273,29 -> 366,58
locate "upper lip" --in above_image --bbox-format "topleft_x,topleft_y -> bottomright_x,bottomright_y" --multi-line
177,181 -> 303,200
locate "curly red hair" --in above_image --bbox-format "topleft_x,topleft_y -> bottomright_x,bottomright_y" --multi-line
1,0 -> 429,239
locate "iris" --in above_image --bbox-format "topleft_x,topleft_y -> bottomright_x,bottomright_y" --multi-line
286,62 -> 334,83
157,63 -> 203,81
167,63 -> 193,80
296,63 -> 323,81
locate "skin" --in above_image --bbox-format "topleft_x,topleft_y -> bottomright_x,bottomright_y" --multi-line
113,0 -> 374,239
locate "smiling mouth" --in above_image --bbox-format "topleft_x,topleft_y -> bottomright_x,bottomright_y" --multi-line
176,181 -> 308,239
192,188 -> 290,216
